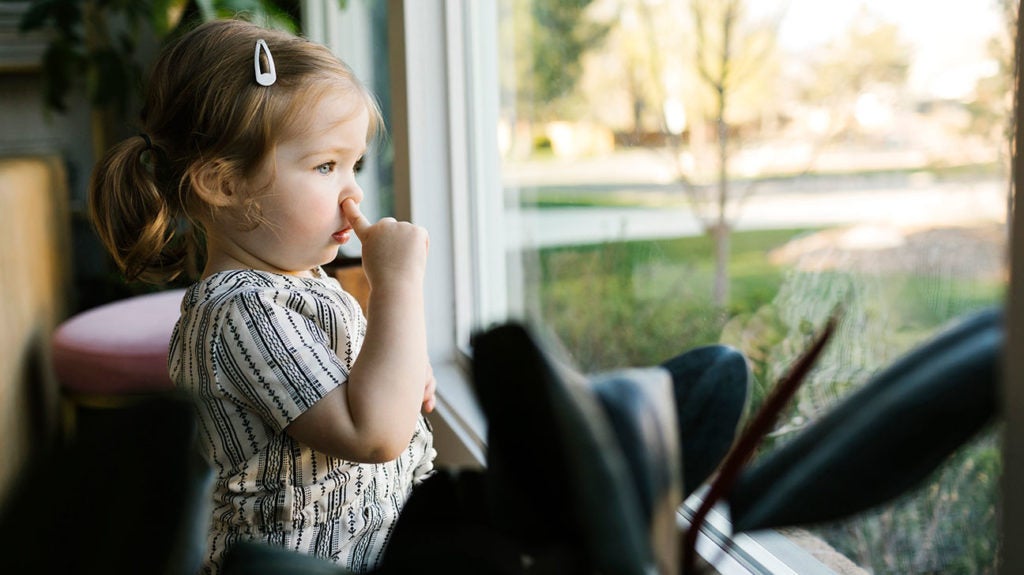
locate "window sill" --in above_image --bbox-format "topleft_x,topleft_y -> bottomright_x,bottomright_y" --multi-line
428,355 -> 487,469
678,492 -> 843,575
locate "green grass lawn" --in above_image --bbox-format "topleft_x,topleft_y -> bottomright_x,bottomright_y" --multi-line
531,228 -> 812,370
533,226 -> 1003,370
528,225 -> 1004,575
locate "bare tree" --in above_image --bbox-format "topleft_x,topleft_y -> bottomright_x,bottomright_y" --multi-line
634,0 -> 781,307
625,1 -> 916,308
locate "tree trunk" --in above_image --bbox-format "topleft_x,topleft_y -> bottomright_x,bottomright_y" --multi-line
711,2 -> 733,308
712,220 -> 730,307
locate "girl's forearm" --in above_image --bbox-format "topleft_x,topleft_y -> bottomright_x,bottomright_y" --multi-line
345,280 -> 428,458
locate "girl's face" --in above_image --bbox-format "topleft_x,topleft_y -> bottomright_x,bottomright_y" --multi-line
215,91 -> 369,277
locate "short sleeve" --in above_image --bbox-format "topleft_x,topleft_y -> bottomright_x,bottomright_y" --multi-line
214,287 -> 355,432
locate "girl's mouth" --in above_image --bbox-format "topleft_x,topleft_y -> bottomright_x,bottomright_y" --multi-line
332,227 -> 352,243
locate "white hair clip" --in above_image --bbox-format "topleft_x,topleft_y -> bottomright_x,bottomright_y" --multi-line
254,38 -> 276,86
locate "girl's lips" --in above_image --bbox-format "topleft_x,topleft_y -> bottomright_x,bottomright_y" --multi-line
332,227 -> 352,243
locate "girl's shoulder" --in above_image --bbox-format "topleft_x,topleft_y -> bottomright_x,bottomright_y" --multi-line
181,268 -> 353,317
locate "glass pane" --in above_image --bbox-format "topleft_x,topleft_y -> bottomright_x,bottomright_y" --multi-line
494,0 -> 1011,573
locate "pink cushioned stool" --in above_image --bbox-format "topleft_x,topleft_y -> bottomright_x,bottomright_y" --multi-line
53,289 -> 185,400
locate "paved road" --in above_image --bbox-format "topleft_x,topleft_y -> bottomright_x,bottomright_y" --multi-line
510,178 -> 1008,248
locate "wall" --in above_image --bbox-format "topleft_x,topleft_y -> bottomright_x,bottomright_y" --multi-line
0,2 -> 76,497
0,156 -> 69,496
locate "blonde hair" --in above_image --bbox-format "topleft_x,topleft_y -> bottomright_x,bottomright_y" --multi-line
89,18 -> 383,284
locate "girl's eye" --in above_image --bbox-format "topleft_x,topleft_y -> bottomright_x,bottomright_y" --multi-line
316,162 -> 335,175
354,157 -> 364,174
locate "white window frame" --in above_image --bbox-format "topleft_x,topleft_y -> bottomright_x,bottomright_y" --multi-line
315,1 -> 1024,573
385,0 -> 488,468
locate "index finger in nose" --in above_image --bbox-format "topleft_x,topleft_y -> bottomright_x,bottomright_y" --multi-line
342,199 -> 370,236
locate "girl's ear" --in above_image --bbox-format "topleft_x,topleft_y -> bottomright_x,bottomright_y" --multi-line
189,160 -> 237,208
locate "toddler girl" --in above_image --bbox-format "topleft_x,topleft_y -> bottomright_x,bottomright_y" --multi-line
88,18 -> 436,574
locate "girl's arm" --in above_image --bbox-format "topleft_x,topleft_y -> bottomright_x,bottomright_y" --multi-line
286,199 -> 430,463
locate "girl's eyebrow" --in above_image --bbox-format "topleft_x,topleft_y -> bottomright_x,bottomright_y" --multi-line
299,146 -> 366,160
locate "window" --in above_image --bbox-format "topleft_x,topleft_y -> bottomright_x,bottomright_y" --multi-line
479,1 -> 1010,572
324,0 -> 1020,572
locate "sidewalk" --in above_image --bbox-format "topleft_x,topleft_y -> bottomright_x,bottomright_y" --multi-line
509,178 -> 1007,248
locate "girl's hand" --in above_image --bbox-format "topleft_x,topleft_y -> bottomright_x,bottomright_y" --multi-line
422,363 -> 437,413
342,199 -> 428,289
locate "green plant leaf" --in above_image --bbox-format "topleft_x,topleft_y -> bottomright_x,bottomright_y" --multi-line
18,0 -> 56,32
19,0 -> 82,36
41,38 -> 82,111
150,0 -> 191,35
195,0 -> 215,21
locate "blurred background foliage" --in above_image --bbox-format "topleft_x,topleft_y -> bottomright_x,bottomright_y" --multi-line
16,0 -> 349,151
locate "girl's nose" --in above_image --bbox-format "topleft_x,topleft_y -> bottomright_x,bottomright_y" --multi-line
342,181 -> 364,206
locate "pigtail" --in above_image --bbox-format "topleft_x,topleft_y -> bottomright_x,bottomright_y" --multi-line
88,135 -> 198,284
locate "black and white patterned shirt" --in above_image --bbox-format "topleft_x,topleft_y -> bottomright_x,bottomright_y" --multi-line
169,269 -> 435,574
